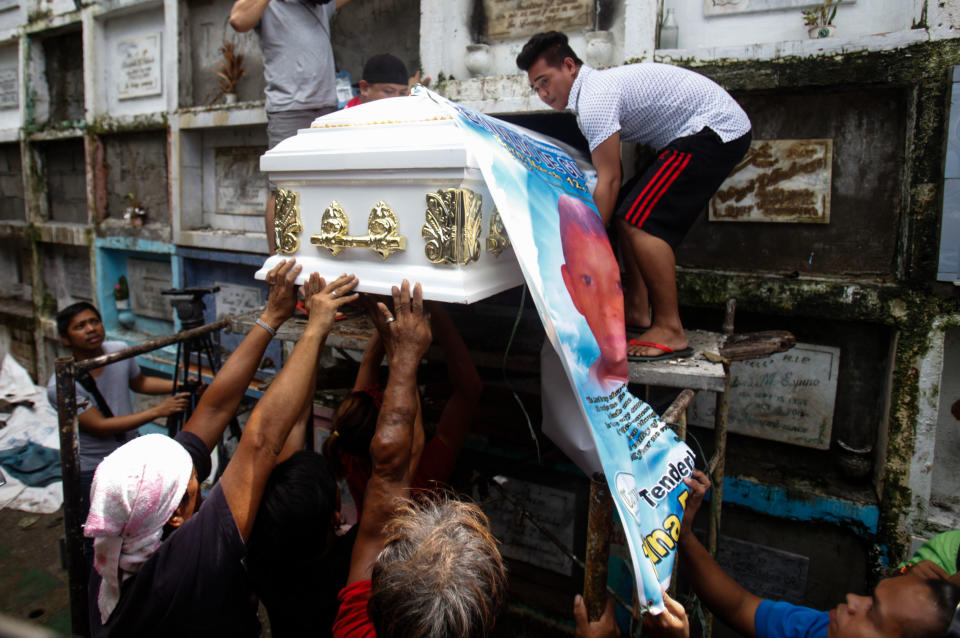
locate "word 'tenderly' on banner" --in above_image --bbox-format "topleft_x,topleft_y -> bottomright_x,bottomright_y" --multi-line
417,86 -> 696,613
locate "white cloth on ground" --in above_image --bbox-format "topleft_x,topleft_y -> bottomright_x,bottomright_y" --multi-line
0,354 -> 63,514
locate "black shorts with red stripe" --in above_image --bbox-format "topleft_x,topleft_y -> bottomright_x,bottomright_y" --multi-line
614,127 -> 751,248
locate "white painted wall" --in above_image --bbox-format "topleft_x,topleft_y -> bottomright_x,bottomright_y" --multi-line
665,0 -> 922,51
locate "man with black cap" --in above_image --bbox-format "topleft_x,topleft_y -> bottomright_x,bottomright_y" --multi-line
345,53 -> 413,107
229,0 -> 359,254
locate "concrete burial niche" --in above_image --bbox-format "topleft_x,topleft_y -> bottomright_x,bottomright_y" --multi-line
0,142 -> 25,220
100,130 -> 169,225
0,237 -> 31,301
35,138 -> 87,223
95,245 -> 176,336
678,87 -> 907,277
41,242 -> 92,311
180,0 -> 262,107
28,28 -> 84,127
331,0 -> 420,88
93,5 -> 166,118
179,124 -> 268,235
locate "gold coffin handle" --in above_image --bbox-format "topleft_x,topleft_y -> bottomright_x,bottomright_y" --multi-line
274,188 -> 303,255
310,200 -> 407,260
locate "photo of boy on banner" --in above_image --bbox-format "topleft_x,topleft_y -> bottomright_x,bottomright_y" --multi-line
415,85 -> 698,616
558,194 -> 629,393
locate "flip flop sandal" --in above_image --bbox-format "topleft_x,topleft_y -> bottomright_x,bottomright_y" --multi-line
627,340 -> 694,362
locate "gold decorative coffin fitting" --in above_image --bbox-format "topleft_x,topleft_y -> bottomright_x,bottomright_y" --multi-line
310,200 -> 407,260
274,188 -> 303,255
486,208 -> 510,257
422,188 -> 483,265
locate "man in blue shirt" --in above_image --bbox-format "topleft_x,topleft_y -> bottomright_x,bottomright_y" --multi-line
678,471 -> 960,638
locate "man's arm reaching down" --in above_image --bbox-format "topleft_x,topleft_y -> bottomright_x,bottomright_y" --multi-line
678,471 -> 761,638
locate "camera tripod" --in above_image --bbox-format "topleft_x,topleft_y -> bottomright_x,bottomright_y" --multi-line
163,286 -> 242,478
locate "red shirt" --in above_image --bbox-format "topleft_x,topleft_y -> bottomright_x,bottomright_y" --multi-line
345,96 -> 363,108
332,580 -> 376,637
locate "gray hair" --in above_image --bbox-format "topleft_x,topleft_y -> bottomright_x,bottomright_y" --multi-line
368,495 -> 507,638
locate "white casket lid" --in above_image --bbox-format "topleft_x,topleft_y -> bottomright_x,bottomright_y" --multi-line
261,93 -> 474,173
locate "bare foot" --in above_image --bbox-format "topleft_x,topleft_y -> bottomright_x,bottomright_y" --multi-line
627,325 -> 688,358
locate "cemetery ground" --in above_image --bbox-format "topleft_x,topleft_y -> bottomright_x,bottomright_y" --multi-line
0,506 -> 70,634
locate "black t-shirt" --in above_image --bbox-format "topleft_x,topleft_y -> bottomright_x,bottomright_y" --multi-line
88,431 -> 259,638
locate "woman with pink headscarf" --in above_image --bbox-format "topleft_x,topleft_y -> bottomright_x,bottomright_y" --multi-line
84,261 -> 359,637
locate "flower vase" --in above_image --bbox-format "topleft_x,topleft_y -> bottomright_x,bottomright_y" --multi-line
808,24 -> 836,38
465,44 -> 491,77
585,31 -> 614,67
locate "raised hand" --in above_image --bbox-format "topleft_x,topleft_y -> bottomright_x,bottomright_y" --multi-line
641,591 -> 689,638
302,272 -> 359,336
681,470 -> 710,537
377,280 -> 432,364
262,259 -> 303,327
573,595 -> 619,638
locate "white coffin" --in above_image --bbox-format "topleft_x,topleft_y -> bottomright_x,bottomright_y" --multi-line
255,94 -> 528,303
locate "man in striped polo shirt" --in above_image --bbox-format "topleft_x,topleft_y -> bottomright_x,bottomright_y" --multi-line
517,32 -> 752,362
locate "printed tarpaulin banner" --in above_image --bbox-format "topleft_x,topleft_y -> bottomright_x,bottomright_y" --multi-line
420,87 -> 696,613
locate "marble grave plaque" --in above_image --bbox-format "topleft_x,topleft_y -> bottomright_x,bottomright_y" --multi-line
688,343 -> 840,449
127,257 -> 173,320
215,282 -> 262,318
710,139 -> 833,223
704,0 -> 854,17
215,147 -> 269,214
116,32 -> 162,100
0,65 -> 16,109
484,0 -> 593,41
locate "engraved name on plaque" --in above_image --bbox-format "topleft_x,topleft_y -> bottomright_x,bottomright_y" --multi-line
127,258 -> 173,320
709,139 -> 833,224
215,147 -> 269,214
688,343 -> 841,449
116,32 -> 163,100
483,0 -> 593,41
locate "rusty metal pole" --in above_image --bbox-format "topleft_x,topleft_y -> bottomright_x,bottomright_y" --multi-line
584,473 -> 613,621
709,299 -> 735,556
55,356 -> 89,637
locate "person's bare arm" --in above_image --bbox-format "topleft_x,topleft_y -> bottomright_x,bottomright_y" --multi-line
77,395 -> 189,435
229,0 -> 270,32
182,259 -> 300,452
591,133 -> 622,226
428,302 -> 482,454
276,350 -> 321,464
678,471 -> 761,638
220,272 -> 359,541
335,0 -> 354,9
347,281 -> 432,585
128,374 -> 175,395
352,329 -> 385,391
